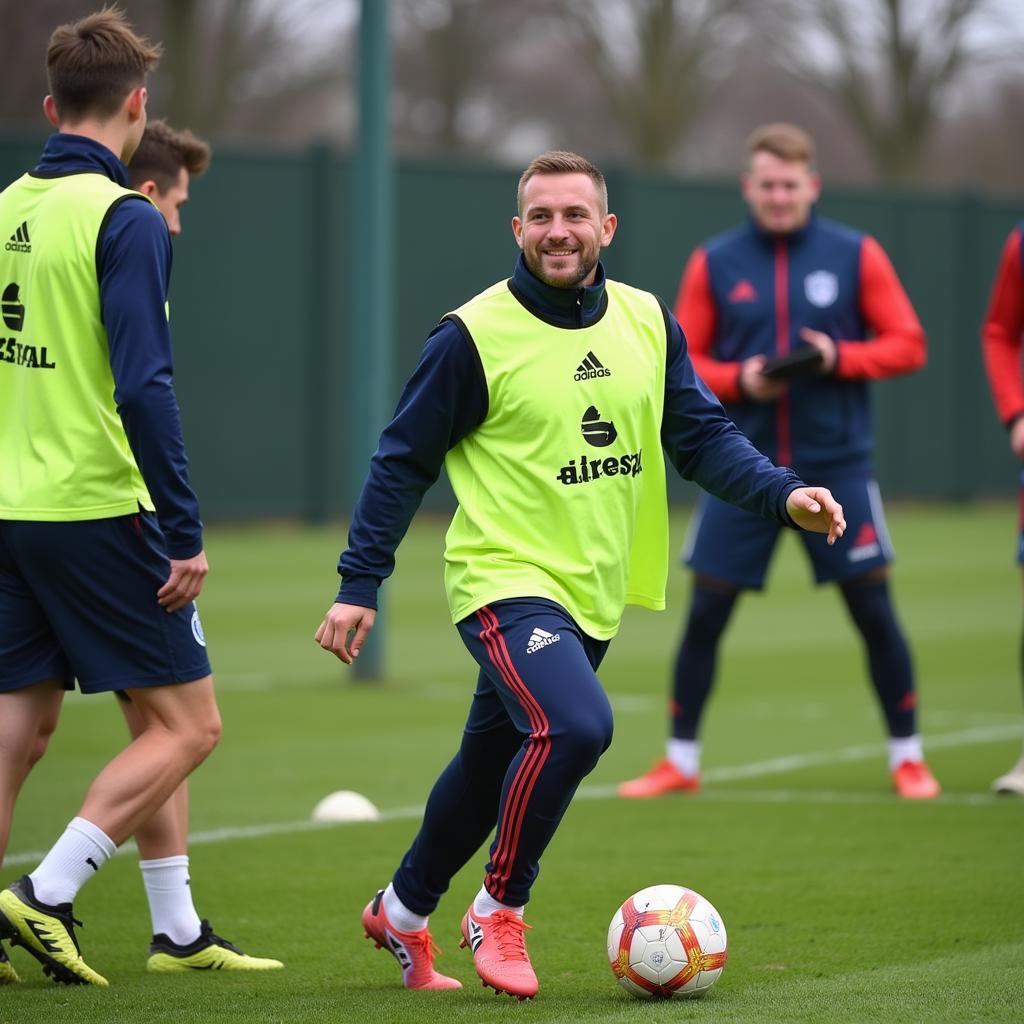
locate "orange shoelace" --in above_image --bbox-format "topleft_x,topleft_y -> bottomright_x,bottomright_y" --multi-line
489,911 -> 532,961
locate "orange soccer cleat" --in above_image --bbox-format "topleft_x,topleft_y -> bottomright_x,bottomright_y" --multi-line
617,758 -> 701,799
891,760 -> 941,800
361,890 -> 461,990
460,906 -> 538,1000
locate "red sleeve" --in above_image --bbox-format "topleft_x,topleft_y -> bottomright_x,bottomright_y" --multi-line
674,248 -> 742,402
981,227 -> 1024,425
834,236 -> 926,380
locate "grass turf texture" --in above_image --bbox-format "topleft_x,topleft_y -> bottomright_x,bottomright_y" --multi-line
2,503 -> 1022,1023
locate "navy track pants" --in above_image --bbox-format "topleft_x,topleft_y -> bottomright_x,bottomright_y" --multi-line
392,598 -> 612,912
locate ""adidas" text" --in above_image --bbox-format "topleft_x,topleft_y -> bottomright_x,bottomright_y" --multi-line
527,627 -> 561,654
574,351 -> 611,382
6,222 -> 31,253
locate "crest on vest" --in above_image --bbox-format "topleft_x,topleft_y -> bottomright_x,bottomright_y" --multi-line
804,270 -> 839,308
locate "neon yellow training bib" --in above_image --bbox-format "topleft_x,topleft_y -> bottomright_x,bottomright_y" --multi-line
0,172 -> 155,520
443,278 -> 669,640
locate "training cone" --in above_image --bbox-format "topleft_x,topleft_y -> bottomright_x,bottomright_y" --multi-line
311,790 -> 380,823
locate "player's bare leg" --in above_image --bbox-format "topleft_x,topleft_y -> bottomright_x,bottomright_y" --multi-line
78,676 -> 220,844
117,692 -> 190,855
0,677 -> 220,986
0,682 -> 64,864
116,692 -> 282,971
0,683 -> 63,984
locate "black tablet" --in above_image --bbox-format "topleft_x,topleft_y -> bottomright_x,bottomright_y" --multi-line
760,345 -> 824,379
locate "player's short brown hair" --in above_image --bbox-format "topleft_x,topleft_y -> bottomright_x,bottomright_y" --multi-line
47,5 -> 162,122
746,123 -> 817,169
517,151 -> 608,216
128,119 -> 211,192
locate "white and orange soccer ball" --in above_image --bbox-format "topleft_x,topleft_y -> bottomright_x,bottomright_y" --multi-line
607,884 -> 728,999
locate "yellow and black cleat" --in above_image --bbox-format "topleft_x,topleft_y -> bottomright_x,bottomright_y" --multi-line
0,942 -> 21,984
0,876 -> 107,986
147,920 -> 283,972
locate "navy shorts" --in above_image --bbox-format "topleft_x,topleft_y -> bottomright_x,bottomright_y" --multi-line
682,475 -> 893,589
0,514 -> 211,694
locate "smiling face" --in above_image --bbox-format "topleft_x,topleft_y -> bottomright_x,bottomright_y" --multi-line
742,150 -> 820,236
512,171 -> 617,289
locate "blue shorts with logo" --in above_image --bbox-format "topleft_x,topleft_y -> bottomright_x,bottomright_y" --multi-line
683,475 -> 893,589
0,513 -> 211,694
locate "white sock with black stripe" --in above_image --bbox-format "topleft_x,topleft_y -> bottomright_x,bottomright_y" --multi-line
140,855 -> 202,945
29,816 -> 116,906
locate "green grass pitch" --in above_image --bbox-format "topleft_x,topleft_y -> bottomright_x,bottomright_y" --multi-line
2,503 -> 1022,1023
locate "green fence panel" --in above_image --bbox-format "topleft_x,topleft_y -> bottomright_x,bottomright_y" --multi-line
1,135 -> 1020,517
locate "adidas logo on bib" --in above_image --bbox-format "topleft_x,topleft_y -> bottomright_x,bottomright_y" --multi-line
574,350 -> 610,381
5,222 -> 30,254
526,627 -> 560,654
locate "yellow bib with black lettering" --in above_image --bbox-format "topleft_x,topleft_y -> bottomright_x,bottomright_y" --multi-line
0,172 -> 155,520
443,279 -> 669,640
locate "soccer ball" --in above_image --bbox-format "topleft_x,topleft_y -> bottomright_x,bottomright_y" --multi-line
607,884 -> 727,999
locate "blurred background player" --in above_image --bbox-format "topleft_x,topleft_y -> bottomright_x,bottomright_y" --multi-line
619,122 -> 940,802
981,221 -> 1024,795
128,117 -> 208,237
316,150 -> 844,999
0,11 -> 275,986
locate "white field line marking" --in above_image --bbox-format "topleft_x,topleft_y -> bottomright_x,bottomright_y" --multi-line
4,724 -> 1019,867
573,786 -> 1007,807
693,722 -> 1020,783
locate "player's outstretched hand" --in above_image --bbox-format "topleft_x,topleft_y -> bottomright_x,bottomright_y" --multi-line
315,602 -> 376,665
786,486 -> 846,545
158,550 -> 209,612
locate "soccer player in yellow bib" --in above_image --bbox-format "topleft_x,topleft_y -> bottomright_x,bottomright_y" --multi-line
315,151 -> 846,1000
0,10 -> 275,985
118,121 -> 281,973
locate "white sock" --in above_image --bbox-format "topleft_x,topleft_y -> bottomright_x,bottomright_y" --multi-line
888,735 -> 924,771
140,856 -> 202,945
29,817 -> 117,906
472,884 -> 524,919
382,883 -> 428,932
667,738 -> 701,778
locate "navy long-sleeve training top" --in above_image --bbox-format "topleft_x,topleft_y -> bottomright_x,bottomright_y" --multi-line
34,133 -> 202,558
337,256 -> 805,610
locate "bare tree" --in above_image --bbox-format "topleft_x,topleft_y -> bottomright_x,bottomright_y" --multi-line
762,0 -> 1021,184
0,0 -> 115,134
0,0 -> 354,144
391,0 -> 529,157
151,0 -> 352,141
541,0 -> 754,169
933,68 -> 1024,193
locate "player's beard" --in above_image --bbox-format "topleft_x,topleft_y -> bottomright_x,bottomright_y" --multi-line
524,241 -> 600,289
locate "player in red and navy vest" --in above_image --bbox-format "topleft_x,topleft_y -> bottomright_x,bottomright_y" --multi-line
982,221 -> 1024,795
619,122 -> 941,801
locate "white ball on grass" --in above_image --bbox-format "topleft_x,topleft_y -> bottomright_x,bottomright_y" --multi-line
311,790 -> 380,823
